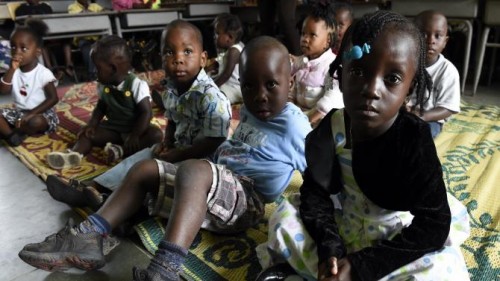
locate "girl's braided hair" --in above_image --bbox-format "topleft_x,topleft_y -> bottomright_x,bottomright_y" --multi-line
307,0 -> 337,48
13,19 -> 49,47
329,10 -> 432,113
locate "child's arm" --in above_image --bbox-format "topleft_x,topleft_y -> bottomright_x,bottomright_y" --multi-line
312,75 -> 343,125
414,106 -> 454,122
213,47 -> 240,87
0,54 -> 21,95
299,169 -> 346,279
346,126 -> 451,280
78,99 -> 106,138
156,136 -> 225,164
124,97 -> 153,153
307,109 -> 324,127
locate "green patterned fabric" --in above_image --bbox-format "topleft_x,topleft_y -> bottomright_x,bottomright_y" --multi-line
435,102 -> 499,280
135,101 -> 499,281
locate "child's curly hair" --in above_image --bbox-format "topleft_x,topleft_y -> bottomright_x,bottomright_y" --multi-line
306,0 -> 337,48
13,19 -> 49,47
329,10 -> 432,113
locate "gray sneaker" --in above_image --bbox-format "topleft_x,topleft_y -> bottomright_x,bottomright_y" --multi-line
18,219 -> 105,272
132,266 -> 179,281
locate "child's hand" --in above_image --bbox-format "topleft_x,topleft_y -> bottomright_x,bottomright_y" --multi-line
205,61 -> 219,76
152,142 -> 166,157
11,54 -> 22,70
332,258 -> 352,281
318,257 -> 338,280
157,148 -> 183,163
78,125 -> 95,138
124,134 -> 140,155
18,112 -> 34,127
289,54 -> 298,66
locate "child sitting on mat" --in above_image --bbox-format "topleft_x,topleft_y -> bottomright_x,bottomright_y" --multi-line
256,11 -> 470,281
407,10 -> 461,139
46,35 -> 163,169
45,20 -> 232,211
289,1 -> 343,127
207,13 -> 245,104
19,35 -> 312,280
0,19 -> 58,147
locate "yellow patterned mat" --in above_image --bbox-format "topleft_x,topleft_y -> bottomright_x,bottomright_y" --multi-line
136,102 -> 500,281
2,82 -> 498,280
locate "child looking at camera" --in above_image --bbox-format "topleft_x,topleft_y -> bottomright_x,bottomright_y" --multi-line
257,11 -> 470,281
19,36 -> 312,281
407,10 -> 461,139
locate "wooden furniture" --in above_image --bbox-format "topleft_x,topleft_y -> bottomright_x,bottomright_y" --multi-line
114,8 -> 182,37
180,1 -> 233,20
16,12 -> 115,40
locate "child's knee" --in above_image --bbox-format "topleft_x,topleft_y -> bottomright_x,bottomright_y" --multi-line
176,160 -> 213,188
24,115 -> 47,134
131,159 -> 160,177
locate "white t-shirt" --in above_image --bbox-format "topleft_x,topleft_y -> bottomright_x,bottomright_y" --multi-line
11,63 -> 56,110
214,41 -> 244,89
409,54 -> 461,123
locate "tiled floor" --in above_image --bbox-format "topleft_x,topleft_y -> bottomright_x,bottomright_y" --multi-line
0,80 -> 498,281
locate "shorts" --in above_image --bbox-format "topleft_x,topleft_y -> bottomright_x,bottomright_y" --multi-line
147,159 -> 265,234
0,107 -> 59,133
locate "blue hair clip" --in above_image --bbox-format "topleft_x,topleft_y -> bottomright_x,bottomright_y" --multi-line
343,43 -> 371,61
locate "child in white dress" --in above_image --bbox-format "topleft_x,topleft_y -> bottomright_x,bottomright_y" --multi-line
209,13 -> 244,104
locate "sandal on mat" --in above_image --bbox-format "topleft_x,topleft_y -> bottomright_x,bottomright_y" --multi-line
104,142 -> 123,165
46,150 -> 83,169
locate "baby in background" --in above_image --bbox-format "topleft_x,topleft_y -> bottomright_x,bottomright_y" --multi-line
0,19 -> 59,147
290,0 -> 343,127
46,35 -> 163,169
407,10 -> 461,138
206,13 -> 245,104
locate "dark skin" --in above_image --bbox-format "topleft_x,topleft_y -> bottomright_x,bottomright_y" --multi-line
68,23 -> 227,195
333,8 -> 353,54
409,11 -> 453,122
317,28 -> 418,281
77,0 -> 89,9
72,50 -> 162,156
93,38 -> 293,261
210,22 -> 241,88
153,23 -> 226,163
291,16 -> 333,125
0,30 -> 58,137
